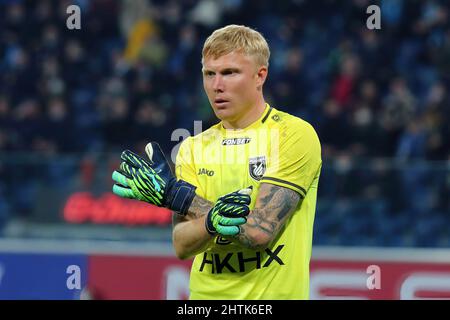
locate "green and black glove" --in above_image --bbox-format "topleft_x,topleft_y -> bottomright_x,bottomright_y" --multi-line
205,188 -> 252,236
112,142 -> 197,215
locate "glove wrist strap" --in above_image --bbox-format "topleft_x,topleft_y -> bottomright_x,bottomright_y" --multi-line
205,209 -> 217,235
167,180 -> 197,216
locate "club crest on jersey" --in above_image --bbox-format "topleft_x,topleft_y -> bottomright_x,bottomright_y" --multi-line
249,156 -> 266,181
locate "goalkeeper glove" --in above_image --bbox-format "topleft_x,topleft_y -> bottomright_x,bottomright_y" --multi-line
205,187 -> 252,236
112,142 -> 197,215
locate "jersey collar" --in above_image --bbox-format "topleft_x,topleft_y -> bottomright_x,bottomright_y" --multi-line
220,103 -> 273,134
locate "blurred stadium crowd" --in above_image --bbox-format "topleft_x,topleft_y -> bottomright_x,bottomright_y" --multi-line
0,0 -> 449,246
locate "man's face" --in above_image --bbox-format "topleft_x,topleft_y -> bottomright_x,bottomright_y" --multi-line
202,51 -> 264,123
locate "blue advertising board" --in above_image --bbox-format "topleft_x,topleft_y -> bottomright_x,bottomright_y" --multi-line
0,253 -> 88,299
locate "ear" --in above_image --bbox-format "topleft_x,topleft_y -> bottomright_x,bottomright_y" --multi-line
255,65 -> 268,90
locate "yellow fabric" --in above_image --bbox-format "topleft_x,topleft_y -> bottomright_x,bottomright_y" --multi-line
123,20 -> 156,62
175,104 -> 322,299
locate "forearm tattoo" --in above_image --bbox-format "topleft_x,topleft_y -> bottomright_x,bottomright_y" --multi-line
172,194 -> 213,226
186,195 -> 214,219
235,183 -> 301,249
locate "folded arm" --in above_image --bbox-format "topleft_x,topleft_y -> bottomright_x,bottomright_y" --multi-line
172,196 -> 215,259
172,183 -> 301,258
233,183 -> 301,250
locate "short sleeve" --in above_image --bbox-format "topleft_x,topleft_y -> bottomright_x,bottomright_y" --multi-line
175,137 -> 199,187
260,121 -> 322,198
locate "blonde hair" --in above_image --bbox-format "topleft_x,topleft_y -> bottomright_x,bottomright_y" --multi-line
202,25 -> 270,67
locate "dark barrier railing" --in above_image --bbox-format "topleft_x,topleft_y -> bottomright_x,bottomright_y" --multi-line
316,157 -> 450,247
0,153 -> 449,246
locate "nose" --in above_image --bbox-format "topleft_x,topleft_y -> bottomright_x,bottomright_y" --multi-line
212,74 -> 224,92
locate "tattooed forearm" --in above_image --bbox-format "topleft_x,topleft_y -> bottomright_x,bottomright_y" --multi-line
186,195 -> 214,219
234,183 -> 301,249
245,209 -> 277,235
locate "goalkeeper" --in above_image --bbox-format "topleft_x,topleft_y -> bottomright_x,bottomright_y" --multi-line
112,25 -> 322,300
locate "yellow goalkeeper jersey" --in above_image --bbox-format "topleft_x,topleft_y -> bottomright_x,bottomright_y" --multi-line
175,104 -> 322,300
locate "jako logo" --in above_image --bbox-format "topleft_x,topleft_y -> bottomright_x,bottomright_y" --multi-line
198,168 -> 214,176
